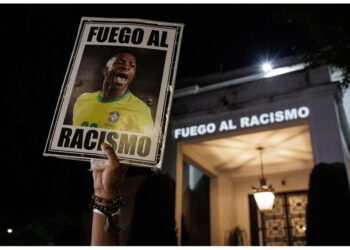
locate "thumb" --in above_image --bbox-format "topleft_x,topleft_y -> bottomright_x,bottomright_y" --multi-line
101,142 -> 119,168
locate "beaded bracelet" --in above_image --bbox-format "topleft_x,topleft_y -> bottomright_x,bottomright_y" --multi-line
90,194 -> 126,232
90,202 -> 125,214
91,194 -> 124,205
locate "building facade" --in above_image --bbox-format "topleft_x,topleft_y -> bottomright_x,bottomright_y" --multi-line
160,59 -> 350,245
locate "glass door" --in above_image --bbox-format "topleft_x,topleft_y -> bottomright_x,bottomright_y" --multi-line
249,191 -> 308,246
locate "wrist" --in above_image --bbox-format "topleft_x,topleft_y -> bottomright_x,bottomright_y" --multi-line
94,190 -> 120,200
93,208 -> 120,217
90,195 -> 125,233
90,194 -> 125,212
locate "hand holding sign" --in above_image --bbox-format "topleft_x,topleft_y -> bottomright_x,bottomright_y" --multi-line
91,143 -> 128,245
92,143 -> 128,199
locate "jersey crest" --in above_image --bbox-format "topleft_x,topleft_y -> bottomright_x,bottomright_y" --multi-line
107,111 -> 120,124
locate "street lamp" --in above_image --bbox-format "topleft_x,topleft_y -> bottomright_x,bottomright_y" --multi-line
262,62 -> 272,72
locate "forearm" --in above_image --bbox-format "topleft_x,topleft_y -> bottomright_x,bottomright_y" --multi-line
90,143 -> 127,246
90,193 -> 124,246
91,212 -> 119,246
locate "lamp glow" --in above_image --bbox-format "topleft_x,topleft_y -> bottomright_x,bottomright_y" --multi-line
262,63 -> 272,72
253,189 -> 275,211
7,228 -> 13,234
252,147 -> 275,212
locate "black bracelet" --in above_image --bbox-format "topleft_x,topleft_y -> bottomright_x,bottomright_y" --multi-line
91,194 -> 122,205
89,194 -> 126,232
90,196 -> 125,213
90,202 -> 125,214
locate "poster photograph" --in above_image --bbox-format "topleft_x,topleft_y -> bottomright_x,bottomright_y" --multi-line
44,17 -> 184,169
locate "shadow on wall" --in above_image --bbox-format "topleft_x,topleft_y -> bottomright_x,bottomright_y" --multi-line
306,162 -> 350,246
127,173 -> 178,246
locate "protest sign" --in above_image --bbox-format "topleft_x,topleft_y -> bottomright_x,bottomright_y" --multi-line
44,17 -> 184,169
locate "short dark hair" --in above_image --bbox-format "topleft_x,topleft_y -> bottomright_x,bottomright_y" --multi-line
105,50 -> 137,69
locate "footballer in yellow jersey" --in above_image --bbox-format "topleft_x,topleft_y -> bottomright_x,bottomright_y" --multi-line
72,52 -> 154,134
73,90 -> 153,133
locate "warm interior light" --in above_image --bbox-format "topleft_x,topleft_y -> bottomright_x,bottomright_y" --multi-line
252,147 -> 275,212
253,189 -> 275,211
262,63 -> 272,72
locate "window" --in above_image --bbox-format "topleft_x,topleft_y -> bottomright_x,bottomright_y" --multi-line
249,191 -> 308,246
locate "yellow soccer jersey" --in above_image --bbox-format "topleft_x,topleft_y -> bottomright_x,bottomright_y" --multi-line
73,91 -> 154,133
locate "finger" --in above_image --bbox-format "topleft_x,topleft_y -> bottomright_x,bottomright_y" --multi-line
101,142 -> 119,168
92,169 -> 102,180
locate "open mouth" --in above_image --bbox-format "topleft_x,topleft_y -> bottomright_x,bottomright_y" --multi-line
113,73 -> 128,85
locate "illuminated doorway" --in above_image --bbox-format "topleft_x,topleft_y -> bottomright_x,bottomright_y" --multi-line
175,122 -> 314,245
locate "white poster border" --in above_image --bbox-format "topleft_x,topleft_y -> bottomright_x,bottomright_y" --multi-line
44,17 -> 184,169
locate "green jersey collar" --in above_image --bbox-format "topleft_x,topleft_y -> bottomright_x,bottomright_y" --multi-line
97,90 -> 130,103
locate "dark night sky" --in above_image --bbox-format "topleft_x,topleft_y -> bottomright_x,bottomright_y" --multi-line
0,3 -> 322,238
